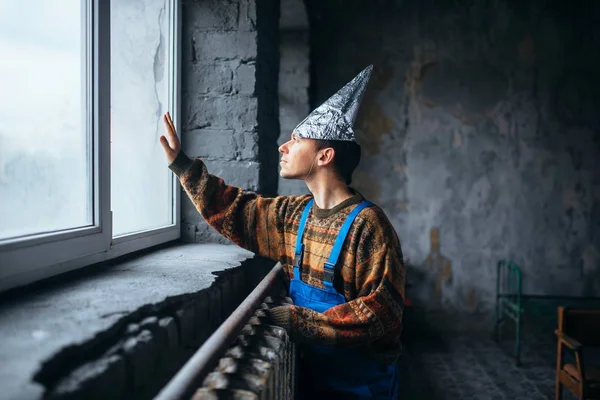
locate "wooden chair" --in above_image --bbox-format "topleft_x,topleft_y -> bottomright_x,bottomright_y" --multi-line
555,307 -> 600,400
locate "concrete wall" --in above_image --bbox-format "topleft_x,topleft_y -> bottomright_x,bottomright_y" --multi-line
180,0 -> 280,243
277,0 -> 311,196
305,0 -> 600,314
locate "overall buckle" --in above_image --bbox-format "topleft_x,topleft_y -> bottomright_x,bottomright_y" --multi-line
294,244 -> 304,268
323,261 -> 335,283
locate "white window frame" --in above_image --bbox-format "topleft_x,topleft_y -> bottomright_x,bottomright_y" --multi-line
0,0 -> 182,292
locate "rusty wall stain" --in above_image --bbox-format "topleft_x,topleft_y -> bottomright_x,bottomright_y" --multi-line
453,130 -> 462,148
466,288 -> 478,313
488,102 -> 511,137
357,103 -> 394,156
355,62 -> 395,156
393,163 -> 408,174
424,227 -> 453,304
395,201 -> 410,211
405,45 -> 438,126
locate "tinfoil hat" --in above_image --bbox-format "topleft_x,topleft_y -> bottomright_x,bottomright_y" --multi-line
294,65 -> 373,142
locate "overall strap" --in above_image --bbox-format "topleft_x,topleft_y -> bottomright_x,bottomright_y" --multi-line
323,200 -> 373,287
293,198 -> 314,278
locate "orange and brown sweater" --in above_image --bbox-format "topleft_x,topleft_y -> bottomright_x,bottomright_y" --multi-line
169,151 -> 406,363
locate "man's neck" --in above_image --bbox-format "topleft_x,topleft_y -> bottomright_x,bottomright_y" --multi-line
305,172 -> 353,210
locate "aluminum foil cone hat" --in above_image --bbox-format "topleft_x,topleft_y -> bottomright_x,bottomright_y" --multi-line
294,65 -> 373,142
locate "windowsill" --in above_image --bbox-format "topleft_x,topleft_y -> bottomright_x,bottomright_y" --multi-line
0,241 -> 258,400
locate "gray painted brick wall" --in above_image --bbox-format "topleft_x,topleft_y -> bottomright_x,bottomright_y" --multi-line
180,0 -> 279,243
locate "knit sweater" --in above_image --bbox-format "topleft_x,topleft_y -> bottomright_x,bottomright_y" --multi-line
169,151 -> 406,363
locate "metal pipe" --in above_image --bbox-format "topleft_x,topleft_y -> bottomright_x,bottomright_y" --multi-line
154,262 -> 283,400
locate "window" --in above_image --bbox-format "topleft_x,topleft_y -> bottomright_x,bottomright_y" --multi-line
0,0 -> 91,241
0,0 -> 181,292
111,0 -> 176,237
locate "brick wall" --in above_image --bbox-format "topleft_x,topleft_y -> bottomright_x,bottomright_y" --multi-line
180,0 -> 280,243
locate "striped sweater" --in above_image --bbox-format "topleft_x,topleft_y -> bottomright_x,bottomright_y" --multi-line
169,151 -> 406,363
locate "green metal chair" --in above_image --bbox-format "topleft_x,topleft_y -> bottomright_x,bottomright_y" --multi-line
495,260 -> 524,364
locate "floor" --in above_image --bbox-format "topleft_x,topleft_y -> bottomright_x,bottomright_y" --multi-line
397,309 -> 581,400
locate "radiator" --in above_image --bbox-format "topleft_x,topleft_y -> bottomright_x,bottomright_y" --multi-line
191,296 -> 297,400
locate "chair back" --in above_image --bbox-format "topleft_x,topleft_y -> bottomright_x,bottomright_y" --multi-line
497,260 -> 522,296
558,307 -> 600,346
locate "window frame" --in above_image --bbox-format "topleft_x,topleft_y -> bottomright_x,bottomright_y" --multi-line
0,0 -> 182,292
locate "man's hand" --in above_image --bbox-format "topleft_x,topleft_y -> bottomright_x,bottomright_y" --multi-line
159,112 -> 181,164
266,305 -> 293,334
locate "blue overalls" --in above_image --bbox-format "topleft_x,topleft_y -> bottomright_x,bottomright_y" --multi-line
289,199 -> 399,399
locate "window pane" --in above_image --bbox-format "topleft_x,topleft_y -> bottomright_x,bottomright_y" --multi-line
0,0 -> 91,241
110,0 -> 174,237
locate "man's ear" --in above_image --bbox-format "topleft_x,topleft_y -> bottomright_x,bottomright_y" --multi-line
317,147 -> 335,166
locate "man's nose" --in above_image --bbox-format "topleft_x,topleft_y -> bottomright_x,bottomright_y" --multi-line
278,141 -> 288,154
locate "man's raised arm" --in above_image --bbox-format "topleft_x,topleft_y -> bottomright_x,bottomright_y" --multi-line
159,112 -> 290,260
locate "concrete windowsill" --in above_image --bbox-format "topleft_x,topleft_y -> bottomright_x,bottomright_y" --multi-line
0,242 -> 261,400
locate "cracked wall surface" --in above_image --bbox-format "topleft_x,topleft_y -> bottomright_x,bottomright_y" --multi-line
180,0 -> 280,243
305,0 -> 600,315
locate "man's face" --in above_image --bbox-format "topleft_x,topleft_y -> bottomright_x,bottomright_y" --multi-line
278,132 -> 317,179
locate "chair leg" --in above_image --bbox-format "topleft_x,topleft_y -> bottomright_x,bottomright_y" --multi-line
555,379 -> 563,400
494,314 -> 502,342
495,295 -> 501,342
515,311 -> 522,366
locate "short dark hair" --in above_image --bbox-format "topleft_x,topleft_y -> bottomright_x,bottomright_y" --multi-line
314,139 -> 362,185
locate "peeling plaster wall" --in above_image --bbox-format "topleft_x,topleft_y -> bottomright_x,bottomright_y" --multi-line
306,0 -> 600,314
180,0 -> 280,243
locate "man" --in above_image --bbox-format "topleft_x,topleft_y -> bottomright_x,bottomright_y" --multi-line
160,65 -> 405,399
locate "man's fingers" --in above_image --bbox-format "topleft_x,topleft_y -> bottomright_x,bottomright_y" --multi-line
166,112 -> 176,137
159,135 -> 172,152
163,113 -> 177,143
164,112 -> 172,132
166,111 -> 175,131
161,113 -> 181,164
162,114 -> 172,135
